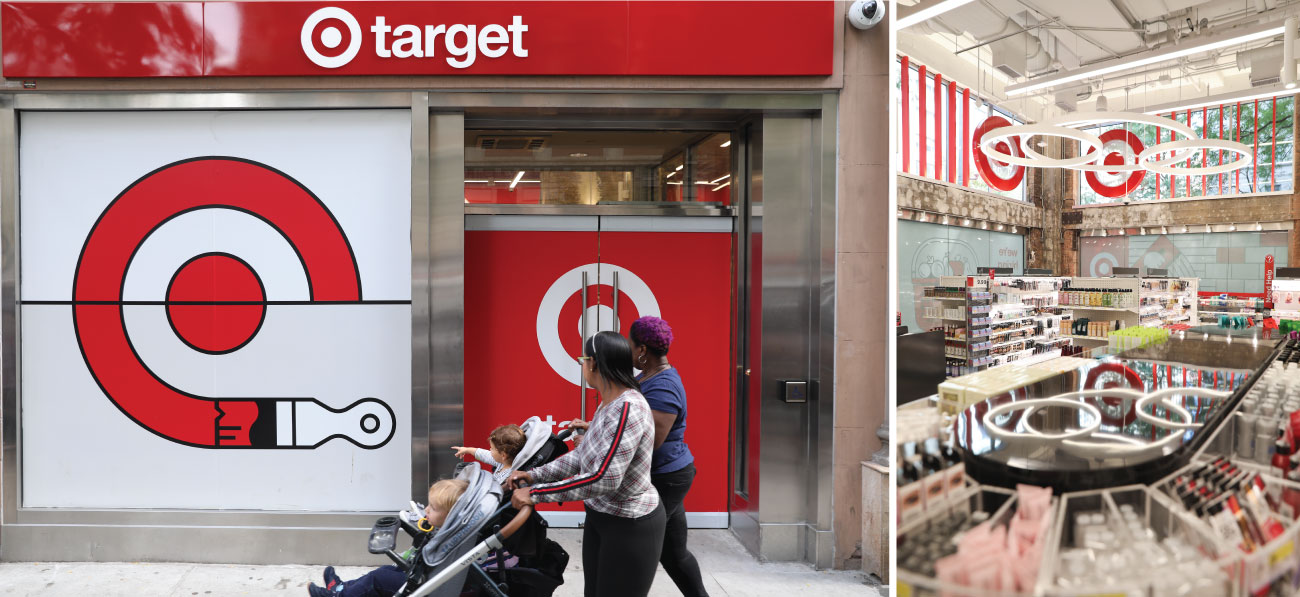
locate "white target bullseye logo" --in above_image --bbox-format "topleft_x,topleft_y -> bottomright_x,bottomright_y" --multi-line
536,263 -> 660,386
1089,252 -> 1119,277
301,7 -> 362,69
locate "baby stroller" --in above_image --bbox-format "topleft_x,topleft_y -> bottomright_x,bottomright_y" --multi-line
365,416 -> 574,597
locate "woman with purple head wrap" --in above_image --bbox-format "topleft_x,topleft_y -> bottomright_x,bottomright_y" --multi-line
628,315 -> 709,597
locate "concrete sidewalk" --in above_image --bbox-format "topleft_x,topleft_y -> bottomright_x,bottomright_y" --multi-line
0,530 -> 885,596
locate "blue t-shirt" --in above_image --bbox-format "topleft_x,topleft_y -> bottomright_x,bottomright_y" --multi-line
640,368 -> 694,475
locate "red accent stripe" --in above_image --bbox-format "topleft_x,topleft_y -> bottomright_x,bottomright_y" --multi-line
962,87 -> 970,187
901,56 -> 910,174
531,402 -> 631,496
918,65 -> 927,178
1218,104 -> 1224,194
934,73 -> 943,180
1254,99 -> 1260,192
1201,106 -> 1207,196
1235,102 -> 1242,192
947,78 -> 956,183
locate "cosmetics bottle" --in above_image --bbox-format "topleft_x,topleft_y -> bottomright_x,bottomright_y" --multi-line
898,459 -> 925,525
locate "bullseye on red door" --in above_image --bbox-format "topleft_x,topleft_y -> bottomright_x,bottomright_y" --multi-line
465,218 -> 733,521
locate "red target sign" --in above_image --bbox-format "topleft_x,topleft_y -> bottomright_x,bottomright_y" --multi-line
1084,129 -> 1146,198
72,157 -> 395,450
971,116 -> 1026,192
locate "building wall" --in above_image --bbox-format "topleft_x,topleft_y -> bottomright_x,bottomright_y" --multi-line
831,0 -> 889,572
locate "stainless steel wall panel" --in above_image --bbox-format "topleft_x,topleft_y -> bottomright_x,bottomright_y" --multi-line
598,216 -> 733,233
814,93 -> 838,535
464,214 -> 598,232
757,116 -> 815,527
410,94 -> 433,502
429,112 -> 467,482
0,98 -> 16,551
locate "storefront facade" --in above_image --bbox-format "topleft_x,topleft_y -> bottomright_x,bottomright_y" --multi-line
0,1 -> 889,571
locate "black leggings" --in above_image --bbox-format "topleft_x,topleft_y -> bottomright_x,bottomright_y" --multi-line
652,463 -> 710,597
582,503 -> 666,597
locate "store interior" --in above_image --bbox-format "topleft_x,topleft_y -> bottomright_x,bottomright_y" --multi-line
894,0 -> 1300,594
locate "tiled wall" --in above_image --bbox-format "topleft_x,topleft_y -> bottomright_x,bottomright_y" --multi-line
1079,231 -> 1289,293
898,219 -> 1025,331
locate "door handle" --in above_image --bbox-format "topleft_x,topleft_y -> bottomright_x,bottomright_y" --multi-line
580,270 -> 588,420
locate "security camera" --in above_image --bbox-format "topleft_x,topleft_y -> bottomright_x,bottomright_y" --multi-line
849,0 -> 886,30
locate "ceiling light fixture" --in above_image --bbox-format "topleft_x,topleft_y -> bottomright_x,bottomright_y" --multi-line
568,152 -> 589,158
666,171 -> 677,179
1005,21 -> 1287,97
963,218 -> 972,226
896,0 -> 977,29
1100,230 -> 1108,237
713,181 -> 731,191
1182,225 -> 1189,233
943,216 -> 950,225
509,171 -> 525,190
711,174 -> 731,184
463,179 -> 490,184
675,165 -> 684,171
1257,222 -> 1264,231
695,181 -> 712,185
1229,223 -> 1237,231
1161,226 -> 1168,235
720,140 -> 732,148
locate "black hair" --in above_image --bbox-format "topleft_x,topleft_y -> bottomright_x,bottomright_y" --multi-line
584,331 -> 641,392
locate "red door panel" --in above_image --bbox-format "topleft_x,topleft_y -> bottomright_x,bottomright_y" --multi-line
465,229 -> 597,512
599,231 -> 734,513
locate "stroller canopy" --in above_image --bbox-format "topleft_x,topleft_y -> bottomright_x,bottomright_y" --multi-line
422,463 -> 502,577
513,416 -> 554,471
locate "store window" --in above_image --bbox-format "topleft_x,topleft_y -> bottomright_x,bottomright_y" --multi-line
464,130 -> 732,206
897,219 -> 1025,331
1080,230 -> 1288,293
1077,96 -> 1294,205
897,55 -> 1028,202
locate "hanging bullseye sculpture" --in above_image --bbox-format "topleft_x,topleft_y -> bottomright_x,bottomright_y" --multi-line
972,111 -> 1253,198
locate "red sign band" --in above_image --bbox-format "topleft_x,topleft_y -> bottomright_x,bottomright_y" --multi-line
1,1 -> 834,78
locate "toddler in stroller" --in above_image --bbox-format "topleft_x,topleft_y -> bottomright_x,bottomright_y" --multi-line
313,416 -> 572,597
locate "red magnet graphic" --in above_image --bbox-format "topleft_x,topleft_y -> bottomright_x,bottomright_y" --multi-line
71,157 -> 396,449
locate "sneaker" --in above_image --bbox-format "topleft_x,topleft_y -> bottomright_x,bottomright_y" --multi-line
323,566 -> 343,591
307,584 -> 332,597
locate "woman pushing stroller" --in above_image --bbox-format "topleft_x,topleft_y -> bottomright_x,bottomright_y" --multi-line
507,331 -> 666,597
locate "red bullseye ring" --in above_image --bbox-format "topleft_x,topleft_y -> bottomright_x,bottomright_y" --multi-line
972,116 -> 1026,191
1085,129 -> 1146,198
165,252 -> 266,355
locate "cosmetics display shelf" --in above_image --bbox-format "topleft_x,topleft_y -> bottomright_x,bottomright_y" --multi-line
928,276 -> 1073,378
1273,277 -> 1300,321
1199,296 -> 1266,321
902,332 -> 1300,596
1063,276 -> 1198,344
896,481 -> 1242,596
